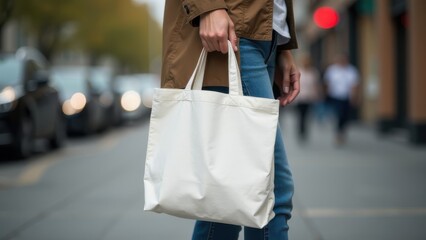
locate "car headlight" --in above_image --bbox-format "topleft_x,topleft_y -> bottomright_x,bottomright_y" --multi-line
62,92 -> 87,115
0,86 -> 17,104
121,90 -> 141,112
0,86 -> 20,113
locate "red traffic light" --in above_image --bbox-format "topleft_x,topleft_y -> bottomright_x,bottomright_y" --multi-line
314,7 -> 339,29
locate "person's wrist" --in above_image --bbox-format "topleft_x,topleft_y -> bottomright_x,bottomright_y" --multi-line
277,50 -> 292,66
281,51 -> 296,65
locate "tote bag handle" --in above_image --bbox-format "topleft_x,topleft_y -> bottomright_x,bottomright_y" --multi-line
185,41 -> 243,96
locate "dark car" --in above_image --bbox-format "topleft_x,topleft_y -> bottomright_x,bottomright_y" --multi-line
0,48 -> 65,158
51,66 -> 105,135
88,67 -> 120,128
114,74 -> 160,122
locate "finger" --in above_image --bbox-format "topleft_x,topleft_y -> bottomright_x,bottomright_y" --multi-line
218,39 -> 228,54
288,84 -> 299,104
282,68 -> 291,94
280,96 -> 289,106
201,39 -> 212,52
279,84 -> 294,106
228,20 -> 238,51
287,74 -> 300,103
200,28 -> 214,52
204,38 -> 216,52
279,97 -> 287,106
210,36 -> 222,52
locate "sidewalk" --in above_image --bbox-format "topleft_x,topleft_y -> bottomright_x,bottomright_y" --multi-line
280,109 -> 426,240
2,111 -> 424,240
98,111 -> 426,240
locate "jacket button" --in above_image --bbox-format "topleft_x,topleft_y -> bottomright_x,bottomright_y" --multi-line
183,5 -> 190,14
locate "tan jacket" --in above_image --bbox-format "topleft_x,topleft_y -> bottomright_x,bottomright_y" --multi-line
162,0 -> 298,88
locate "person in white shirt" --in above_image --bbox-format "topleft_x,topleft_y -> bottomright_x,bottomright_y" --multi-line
324,54 -> 360,144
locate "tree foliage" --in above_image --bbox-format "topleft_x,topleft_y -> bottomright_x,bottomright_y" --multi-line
11,0 -> 161,72
13,0 -> 81,60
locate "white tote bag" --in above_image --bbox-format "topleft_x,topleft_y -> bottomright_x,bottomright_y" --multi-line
144,41 -> 278,228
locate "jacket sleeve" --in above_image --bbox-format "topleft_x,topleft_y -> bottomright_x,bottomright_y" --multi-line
181,0 -> 228,27
277,0 -> 298,51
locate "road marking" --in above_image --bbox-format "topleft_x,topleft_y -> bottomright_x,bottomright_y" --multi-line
15,154 -> 59,186
0,128 -> 131,189
0,154 -> 60,189
294,207 -> 426,218
98,131 -> 121,151
13,132 -> 121,187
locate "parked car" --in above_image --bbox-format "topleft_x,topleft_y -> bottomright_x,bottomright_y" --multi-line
114,74 -> 159,123
50,66 -> 105,135
0,48 -> 65,158
88,67 -> 120,128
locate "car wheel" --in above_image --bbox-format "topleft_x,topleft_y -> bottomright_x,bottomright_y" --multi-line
49,114 -> 66,149
15,115 -> 34,158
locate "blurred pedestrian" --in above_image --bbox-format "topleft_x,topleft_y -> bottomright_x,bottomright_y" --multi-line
295,54 -> 320,142
162,0 -> 300,239
324,54 -> 360,145
313,69 -> 331,125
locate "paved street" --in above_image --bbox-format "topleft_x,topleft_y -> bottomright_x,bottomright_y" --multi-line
1,112 -> 426,240
280,109 -> 426,240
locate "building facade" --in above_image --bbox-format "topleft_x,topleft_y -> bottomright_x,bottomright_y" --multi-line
296,0 -> 426,144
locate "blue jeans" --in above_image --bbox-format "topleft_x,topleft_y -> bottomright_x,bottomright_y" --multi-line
192,36 -> 295,240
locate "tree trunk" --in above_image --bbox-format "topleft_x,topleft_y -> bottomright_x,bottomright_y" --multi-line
88,53 -> 100,66
37,25 -> 61,61
0,0 -> 14,51
0,31 -> 3,51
